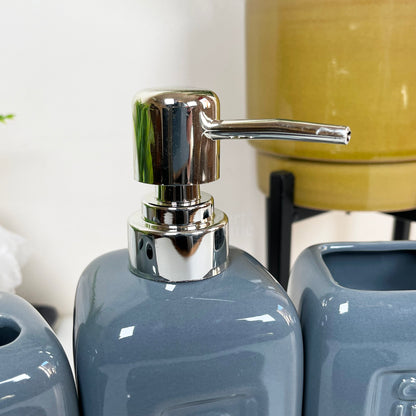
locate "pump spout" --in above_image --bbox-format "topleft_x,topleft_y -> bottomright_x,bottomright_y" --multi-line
133,89 -> 350,187
200,113 -> 351,145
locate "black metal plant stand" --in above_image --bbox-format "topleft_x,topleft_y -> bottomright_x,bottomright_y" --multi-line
267,170 -> 415,290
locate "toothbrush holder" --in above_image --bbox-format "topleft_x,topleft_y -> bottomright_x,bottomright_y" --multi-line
288,241 -> 416,416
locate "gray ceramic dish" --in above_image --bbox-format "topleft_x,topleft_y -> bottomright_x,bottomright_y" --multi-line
288,241 -> 416,416
0,292 -> 79,415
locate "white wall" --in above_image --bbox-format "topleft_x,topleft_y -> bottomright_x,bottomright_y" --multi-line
0,1 -> 413,315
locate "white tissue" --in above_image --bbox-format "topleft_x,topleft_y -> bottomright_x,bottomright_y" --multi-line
0,226 -> 31,293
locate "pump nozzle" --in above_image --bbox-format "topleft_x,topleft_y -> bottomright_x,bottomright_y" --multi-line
133,89 -> 350,186
129,89 -> 350,282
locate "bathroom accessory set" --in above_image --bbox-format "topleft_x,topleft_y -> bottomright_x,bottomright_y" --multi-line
4,87 -> 413,416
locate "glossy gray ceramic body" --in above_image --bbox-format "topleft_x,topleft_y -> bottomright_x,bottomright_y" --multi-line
74,248 -> 303,416
0,292 -> 79,415
288,241 -> 416,416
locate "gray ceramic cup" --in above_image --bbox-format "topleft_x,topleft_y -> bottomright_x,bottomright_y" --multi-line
0,292 -> 79,415
288,241 -> 416,416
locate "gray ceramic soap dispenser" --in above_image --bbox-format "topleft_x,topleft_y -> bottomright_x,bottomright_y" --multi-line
73,89 -> 350,416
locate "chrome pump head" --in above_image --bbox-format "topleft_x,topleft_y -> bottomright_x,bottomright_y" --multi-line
128,89 -> 350,282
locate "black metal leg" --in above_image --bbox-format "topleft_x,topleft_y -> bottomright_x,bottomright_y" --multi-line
266,171 -> 416,292
34,305 -> 58,328
267,171 -> 294,290
392,218 -> 411,240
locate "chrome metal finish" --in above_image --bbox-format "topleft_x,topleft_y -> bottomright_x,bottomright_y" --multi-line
143,192 -> 213,227
200,113 -> 351,144
157,185 -> 201,205
128,194 -> 228,282
133,89 -> 350,187
130,89 -> 351,282
133,90 -> 220,186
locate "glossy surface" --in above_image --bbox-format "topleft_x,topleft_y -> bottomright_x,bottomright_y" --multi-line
247,0 -> 416,211
128,195 -> 229,282
133,90 -> 349,186
247,0 -> 416,162
133,90 -> 220,186
0,292 -> 79,415
131,89 -> 349,281
288,241 -> 416,416
74,248 -> 303,416
256,152 -> 416,211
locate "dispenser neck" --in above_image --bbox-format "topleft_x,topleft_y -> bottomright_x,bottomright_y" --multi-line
128,190 -> 229,282
142,189 -> 214,229
156,185 -> 201,206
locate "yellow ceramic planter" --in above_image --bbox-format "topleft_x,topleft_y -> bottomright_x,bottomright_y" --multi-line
247,0 -> 416,211
257,152 -> 416,212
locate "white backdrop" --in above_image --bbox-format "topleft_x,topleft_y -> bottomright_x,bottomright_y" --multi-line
0,1 -> 408,314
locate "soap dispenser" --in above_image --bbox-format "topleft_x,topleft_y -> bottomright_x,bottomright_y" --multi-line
73,89 -> 350,416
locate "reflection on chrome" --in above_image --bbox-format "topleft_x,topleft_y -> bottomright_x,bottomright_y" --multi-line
130,90 -> 350,283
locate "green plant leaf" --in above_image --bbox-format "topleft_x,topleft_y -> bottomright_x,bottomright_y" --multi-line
0,114 -> 14,123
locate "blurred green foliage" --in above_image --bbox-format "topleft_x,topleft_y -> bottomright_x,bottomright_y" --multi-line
0,114 -> 14,123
